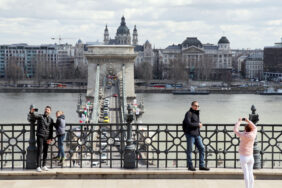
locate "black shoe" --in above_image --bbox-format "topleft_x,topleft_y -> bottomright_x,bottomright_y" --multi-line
188,167 -> 196,171
53,156 -> 60,161
199,167 -> 210,171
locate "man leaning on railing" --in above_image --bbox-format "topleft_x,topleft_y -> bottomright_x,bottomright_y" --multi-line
182,101 -> 210,171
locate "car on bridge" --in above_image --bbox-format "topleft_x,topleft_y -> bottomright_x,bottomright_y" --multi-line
103,118 -> 109,123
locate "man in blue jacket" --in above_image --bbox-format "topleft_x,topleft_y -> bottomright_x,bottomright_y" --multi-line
183,101 -> 209,171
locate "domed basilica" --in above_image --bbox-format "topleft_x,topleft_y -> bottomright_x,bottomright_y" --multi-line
104,16 -> 138,45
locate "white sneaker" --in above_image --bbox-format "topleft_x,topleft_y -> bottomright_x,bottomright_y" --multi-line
42,166 -> 48,171
36,167 -> 42,172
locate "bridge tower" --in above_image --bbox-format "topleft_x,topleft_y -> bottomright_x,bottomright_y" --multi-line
85,45 -> 137,122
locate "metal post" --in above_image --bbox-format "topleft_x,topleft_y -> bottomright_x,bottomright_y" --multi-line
124,104 -> 136,169
26,105 -> 37,169
249,105 -> 261,169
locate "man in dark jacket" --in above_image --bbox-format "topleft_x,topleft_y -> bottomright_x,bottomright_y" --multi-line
29,106 -> 54,172
183,101 -> 209,171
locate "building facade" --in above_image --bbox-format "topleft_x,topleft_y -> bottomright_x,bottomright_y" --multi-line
0,44 -> 57,78
159,36 -> 232,80
134,40 -> 154,65
74,39 -> 87,67
0,43 -> 75,79
244,52 -> 264,80
264,39 -> 282,80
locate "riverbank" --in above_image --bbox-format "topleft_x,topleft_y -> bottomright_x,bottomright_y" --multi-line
0,87 -> 266,94
0,87 -> 87,93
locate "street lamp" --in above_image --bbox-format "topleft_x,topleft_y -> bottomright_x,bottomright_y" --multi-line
124,104 -> 136,169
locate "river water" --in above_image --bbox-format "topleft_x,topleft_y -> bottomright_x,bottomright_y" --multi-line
0,93 -> 281,124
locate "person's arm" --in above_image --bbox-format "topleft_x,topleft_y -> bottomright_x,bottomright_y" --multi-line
185,112 -> 200,128
245,119 -> 257,133
233,119 -> 243,137
54,119 -> 59,129
28,109 -> 41,121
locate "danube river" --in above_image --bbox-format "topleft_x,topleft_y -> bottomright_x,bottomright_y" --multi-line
0,93 -> 282,124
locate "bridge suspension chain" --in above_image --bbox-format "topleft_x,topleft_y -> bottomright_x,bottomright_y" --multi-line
92,65 -> 100,123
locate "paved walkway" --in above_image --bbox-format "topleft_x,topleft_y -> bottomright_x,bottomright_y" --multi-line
1,179 -> 282,188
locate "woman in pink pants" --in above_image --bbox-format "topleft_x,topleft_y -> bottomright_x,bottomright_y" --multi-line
233,118 -> 257,188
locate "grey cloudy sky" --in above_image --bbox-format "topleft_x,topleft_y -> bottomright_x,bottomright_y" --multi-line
0,0 -> 282,49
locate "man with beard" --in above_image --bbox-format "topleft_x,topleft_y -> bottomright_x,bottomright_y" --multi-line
30,106 -> 54,172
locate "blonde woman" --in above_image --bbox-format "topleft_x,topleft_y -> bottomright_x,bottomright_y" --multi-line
233,118 -> 257,188
54,111 -> 66,163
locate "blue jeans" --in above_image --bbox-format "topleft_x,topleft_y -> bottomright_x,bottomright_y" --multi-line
185,133 -> 205,168
57,134 -> 65,158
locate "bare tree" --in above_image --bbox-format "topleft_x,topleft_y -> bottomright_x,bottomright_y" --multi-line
74,63 -> 88,80
197,54 -> 215,80
168,54 -> 188,88
135,62 -> 153,86
152,51 -> 164,80
5,56 -> 24,84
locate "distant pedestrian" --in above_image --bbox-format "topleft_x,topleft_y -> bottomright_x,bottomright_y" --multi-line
182,101 -> 209,171
29,106 -> 54,172
234,118 -> 257,188
54,110 -> 66,164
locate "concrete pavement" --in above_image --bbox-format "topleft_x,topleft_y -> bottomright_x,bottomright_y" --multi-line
1,179 -> 282,188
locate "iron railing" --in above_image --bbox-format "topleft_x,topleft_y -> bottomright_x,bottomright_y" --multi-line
0,123 -> 281,169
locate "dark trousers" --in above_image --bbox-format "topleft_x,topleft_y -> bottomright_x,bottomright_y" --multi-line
36,136 -> 49,168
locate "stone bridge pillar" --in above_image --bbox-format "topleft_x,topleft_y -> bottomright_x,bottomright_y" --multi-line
85,45 -> 137,99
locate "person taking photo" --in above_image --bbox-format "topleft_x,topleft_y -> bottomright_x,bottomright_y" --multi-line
234,118 -> 257,188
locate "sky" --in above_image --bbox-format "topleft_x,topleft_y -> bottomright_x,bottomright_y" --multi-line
0,0 -> 282,49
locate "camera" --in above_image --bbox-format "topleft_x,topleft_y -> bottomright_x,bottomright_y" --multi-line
30,104 -> 38,112
242,118 -> 246,121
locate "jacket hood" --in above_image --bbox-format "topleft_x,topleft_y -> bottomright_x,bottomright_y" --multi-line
58,114 -> 65,119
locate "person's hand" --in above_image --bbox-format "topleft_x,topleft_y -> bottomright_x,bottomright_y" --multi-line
238,118 -> 242,122
47,139 -> 52,144
199,123 -> 203,128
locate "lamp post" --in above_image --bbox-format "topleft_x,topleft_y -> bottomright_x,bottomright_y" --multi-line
124,104 -> 136,169
249,105 -> 261,169
26,105 -> 37,169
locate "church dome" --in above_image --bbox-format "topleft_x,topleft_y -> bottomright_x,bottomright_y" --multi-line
182,37 -> 202,48
218,36 -> 230,44
117,16 -> 130,35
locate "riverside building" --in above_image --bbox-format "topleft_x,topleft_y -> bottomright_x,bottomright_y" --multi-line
159,36 -> 232,80
0,44 -> 57,78
0,43 -> 74,79
264,38 -> 282,80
